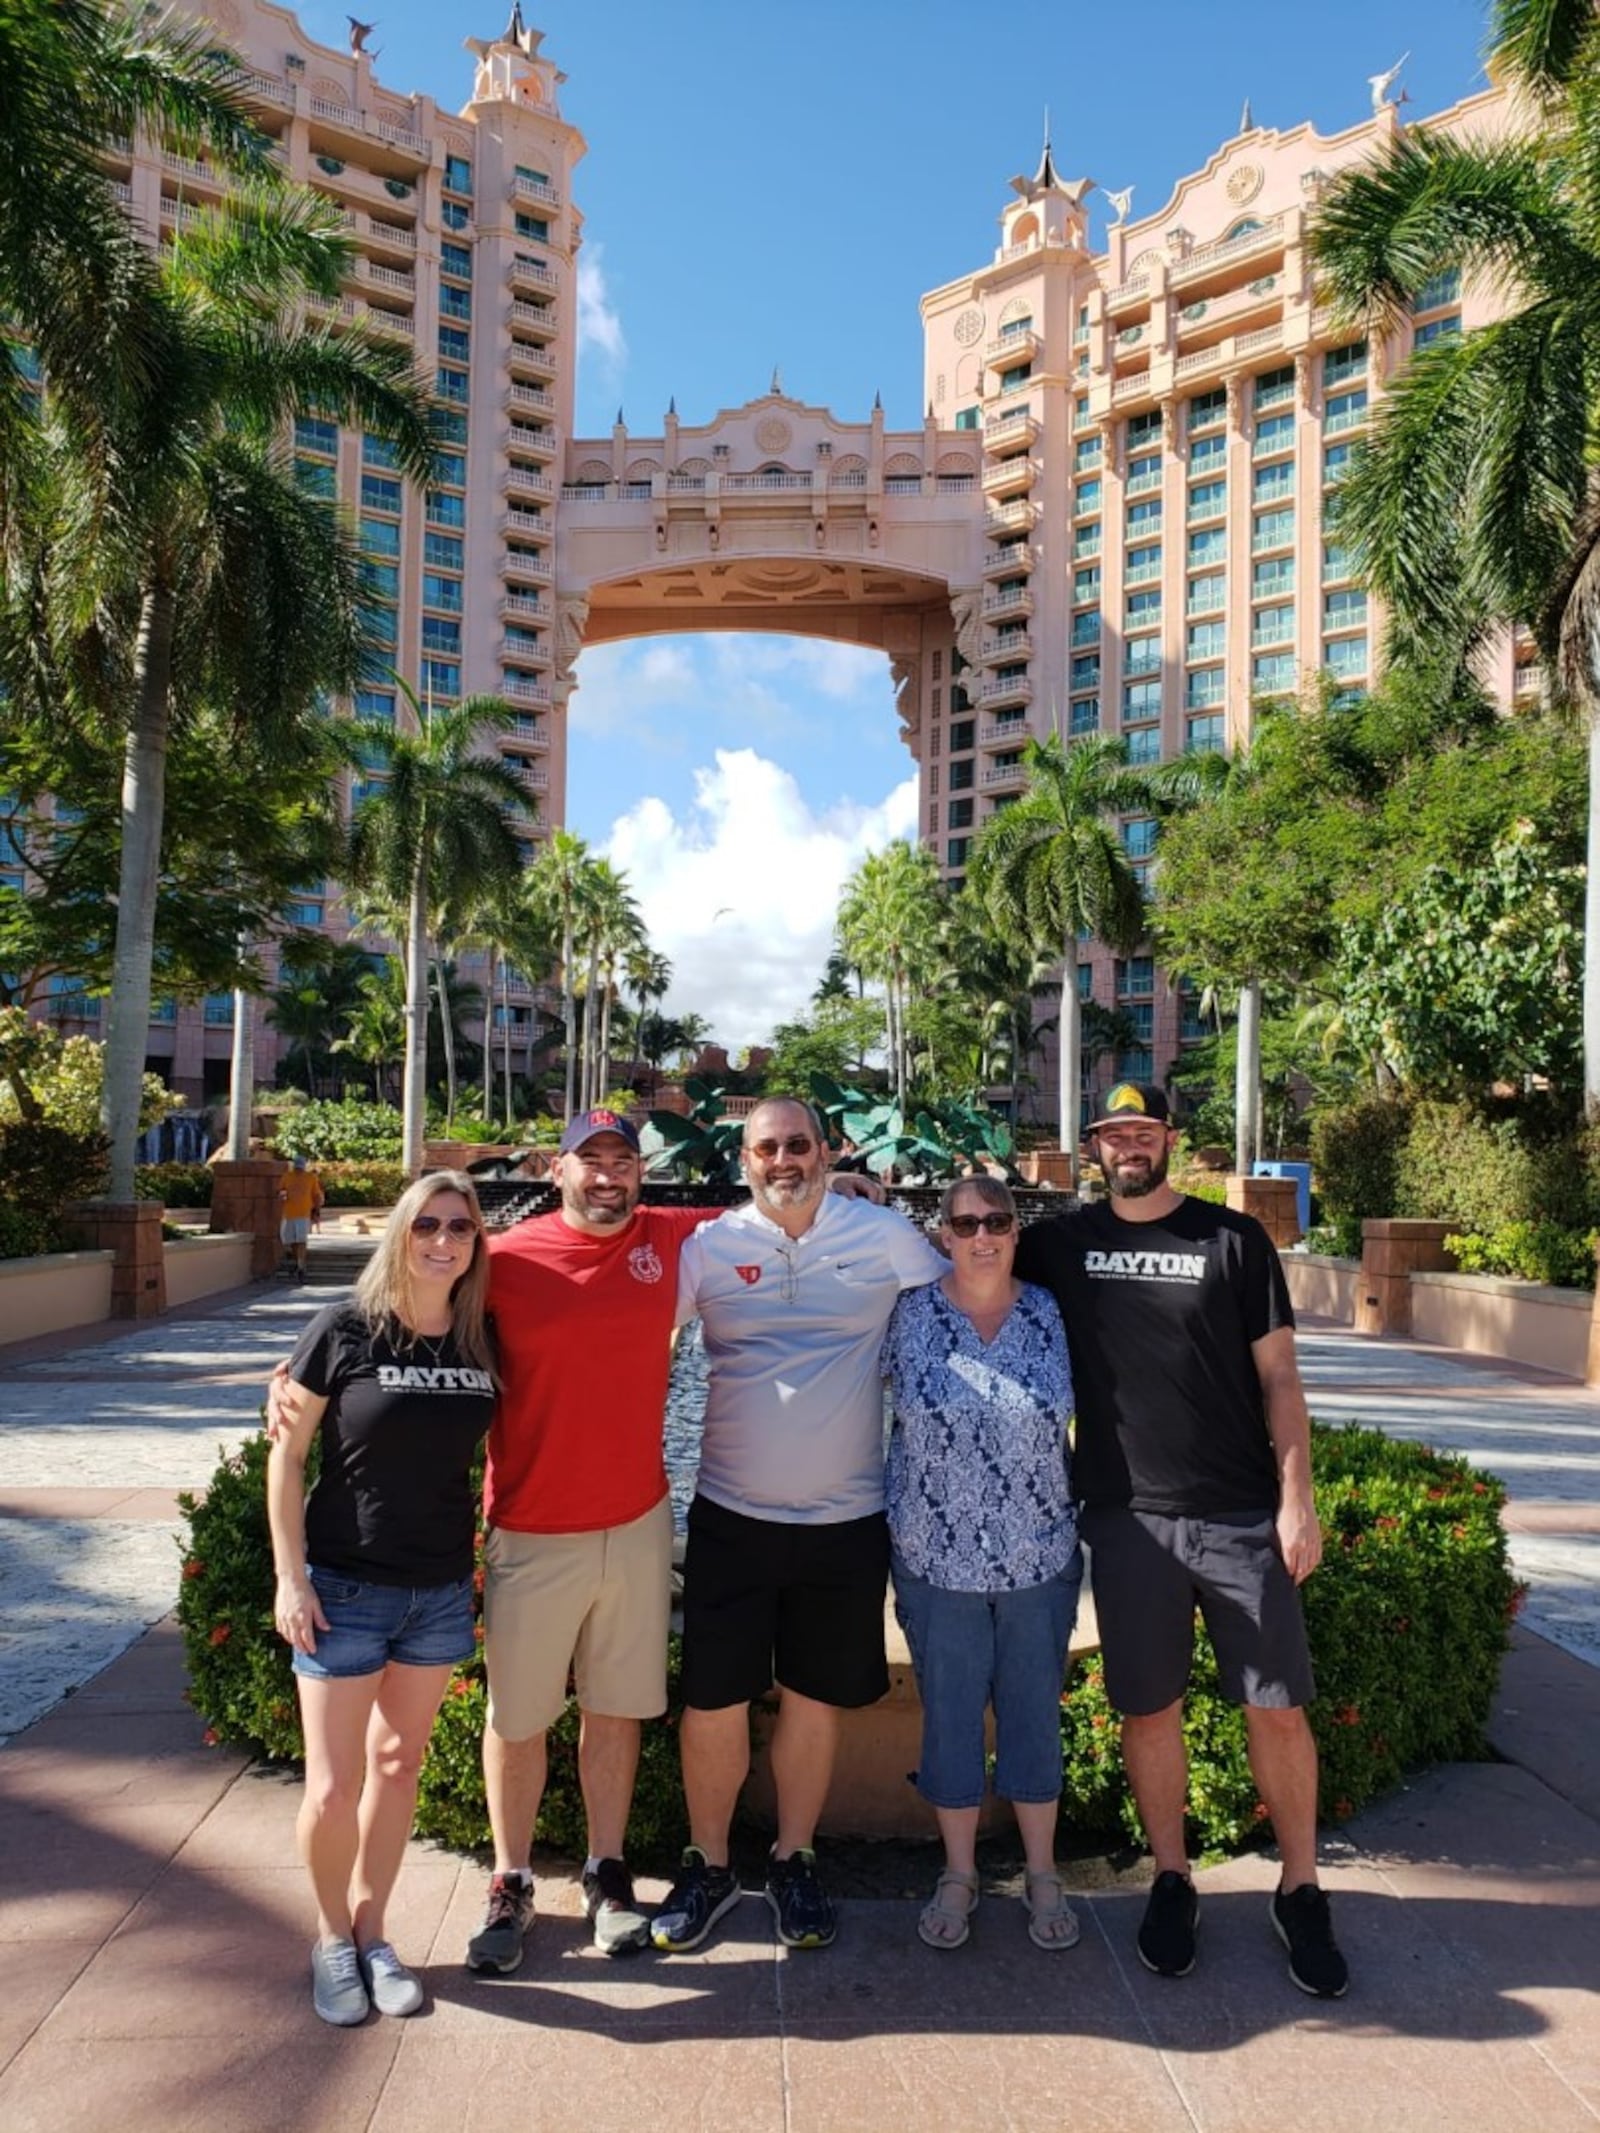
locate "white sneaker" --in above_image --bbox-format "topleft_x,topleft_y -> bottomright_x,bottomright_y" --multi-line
359,1939 -> 424,2016
311,1936 -> 369,2026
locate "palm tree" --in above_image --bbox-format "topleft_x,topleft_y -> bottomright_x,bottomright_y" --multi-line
266,938 -> 372,1095
624,945 -> 673,1087
347,683 -> 526,1175
529,828 -> 591,1121
969,734 -> 1161,1177
332,958 -> 406,1104
447,876 -> 551,1129
837,842 -> 948,1110
1308,0 -> 1600,1113
575,860 -> 642,1108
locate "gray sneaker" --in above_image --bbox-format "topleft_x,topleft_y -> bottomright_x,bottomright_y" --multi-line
466,1870 -> 534,1974
359,1939 -> 423,2016
581,1857 -> 651,1956
311,1936 -> 369,2026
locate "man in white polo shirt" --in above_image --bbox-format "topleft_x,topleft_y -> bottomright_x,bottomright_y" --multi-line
651,1098 -> 946,1955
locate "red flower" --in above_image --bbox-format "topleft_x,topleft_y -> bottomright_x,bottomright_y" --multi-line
450,1677 -> 474,1699
473,1622 -> 485,1642
1333,1798 -> 1354,1820
208,1622 -> 231,1647
202,1726 -> 220,1747
1252,1801 -> 1271,1822
1393,1618 -> 1410,1634
181,1559 -> 205,1581
1336,1704 -> 1361,1728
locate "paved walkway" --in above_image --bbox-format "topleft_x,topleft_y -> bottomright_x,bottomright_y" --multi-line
1,1282 -> 1598,2128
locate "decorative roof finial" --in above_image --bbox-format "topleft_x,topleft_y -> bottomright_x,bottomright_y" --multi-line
770,364 -> 783,395
667,394 -> 676,416
503,0 -> 524,45
615,406 -> 624,426
1239,95 -> 1254,131
874,388 -> 882,411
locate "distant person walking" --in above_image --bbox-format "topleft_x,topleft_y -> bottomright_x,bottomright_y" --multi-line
280,1156 -> 324,1283
266,1171 -> 496,2027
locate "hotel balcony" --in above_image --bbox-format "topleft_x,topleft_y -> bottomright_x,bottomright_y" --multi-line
982,585 -> 1035,622
503,675 -> 552,708
1168,213 -> 1286,291
160,149 -> 225,193
981,631 -> 1034,664
503,714 -> 546,748
510,762 -> 550,792
506,338 -> 558,383
981,455 -> 1041,501
499,591 -> 547,623
361,214 -> 417,256
306,95 -> 431,165
982,761 -> 1028,790
1173,321 -> 1285,390
509,256 -> 558,297
984,408 -> 1040,451
504,382 -> 556,417
979,673 -> 1034,709
503,465 -> 555,504
505,422 -> 557,462
1103,275 -> 1151,315
980,715 -> 1031,747
981,538 -> 1037,581
362,306 -> 414,340
984,498 -> 1041,537
498,634 -> 551,666
513,171 -> 563,210
500,544 -> 552,584
509,299 -> 561,335
984,325 -> 1041,368
360,259 -> 415,299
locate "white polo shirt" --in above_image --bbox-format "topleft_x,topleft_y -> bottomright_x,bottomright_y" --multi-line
676,1193 -> 947,1525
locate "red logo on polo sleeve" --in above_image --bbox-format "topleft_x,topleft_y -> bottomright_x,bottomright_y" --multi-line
735,1264 -> 761,1286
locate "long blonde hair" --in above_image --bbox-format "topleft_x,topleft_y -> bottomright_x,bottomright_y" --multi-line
353,1170 -> 496,1380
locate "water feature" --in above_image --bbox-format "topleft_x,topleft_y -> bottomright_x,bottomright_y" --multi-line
135,1111 -> 211,1165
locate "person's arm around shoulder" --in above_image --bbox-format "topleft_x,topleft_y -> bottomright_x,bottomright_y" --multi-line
1253,1325 -> 1320,1584
265,1376 -> 333,1654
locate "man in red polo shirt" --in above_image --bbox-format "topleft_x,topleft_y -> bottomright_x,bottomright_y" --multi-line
466,1108 -> 704,1969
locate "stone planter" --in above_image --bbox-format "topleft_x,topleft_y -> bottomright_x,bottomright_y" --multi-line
0,1248 -> 115,1346
163,1232 -> 255,1309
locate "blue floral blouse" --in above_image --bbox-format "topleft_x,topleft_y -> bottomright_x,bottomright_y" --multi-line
883,1280 -> 1078,1594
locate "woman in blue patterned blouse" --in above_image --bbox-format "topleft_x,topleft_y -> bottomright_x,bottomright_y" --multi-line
883,1175 -> 1082,1952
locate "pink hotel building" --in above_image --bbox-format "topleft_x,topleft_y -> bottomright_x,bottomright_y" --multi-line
93,1 -> 1516,1107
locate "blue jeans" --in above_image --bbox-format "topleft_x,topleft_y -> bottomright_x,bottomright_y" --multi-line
893,1554 -> 1082,1809
292,1566 -> 476,1680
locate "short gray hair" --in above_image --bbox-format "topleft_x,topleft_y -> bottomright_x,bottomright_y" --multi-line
744,1097 -> 827,1147
938,1174 -> 1016,1227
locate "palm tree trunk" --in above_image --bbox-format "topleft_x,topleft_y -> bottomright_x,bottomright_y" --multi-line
481,945 -> 497,1126
1058,949 -> 1081,1184
500,961 -> 513,1129
581,941 -> 601,1109
401,859 -> 429,1178
1234,978 -> 1261,1175
1586,713 -> 1600,1120
560,903 -> 577,1121
102,579 -> 176,1202
225,957 -> 253,1162
435,954 -> 457,1129
599,975 -> 614,1104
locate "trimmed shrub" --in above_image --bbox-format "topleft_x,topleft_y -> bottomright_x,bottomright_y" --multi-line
185,1422 -> 1514,1865
135,1162 -> 214,1208
1396,1099 -> 1600,1236
177,1435 -> 689,1862
269,1099 -> 402,1164
1446,1221 -> 1598,1291
1060,1422 -> 1518,1852
317,1161 -> 407,1207
1309,1097 -> 1409,1238
0,1118 -> 108,1212
0,1205 -> 73,1259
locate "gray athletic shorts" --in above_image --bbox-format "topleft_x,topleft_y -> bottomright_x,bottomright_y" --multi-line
1080,1505 -> 1316,1716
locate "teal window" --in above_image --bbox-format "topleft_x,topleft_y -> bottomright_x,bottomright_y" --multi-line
1074,394 -> 1090,425
421,572 -> 462,611
1253,411 -> 1295,456
1253,653 -> 1295,690
438,325 -> 470,362
1189,432 -> 1226,474
1188,479 -> 1225,519
1125,636 -> 1161,676
1126,588 -> 1161,625
359,474 -> 401,514
1124,818 -> 1158,859
1324,389 -> 1368,435
437,366 -> 469,404
1188,571 -> 1225,612
1185,716 -> 1224,754
947,837 -> 970,869
361,604 -> 397,646
1073,522 -> 1102,557
361,514 -> 400,555
1071,609 -> 1101,647
1123,680 -> 1161,722
1128,450 -> 1162,488
1127,497 -> 1162,531
427,490 -> 465,527
441,241 -> 472,280
1323,442 -> 1354,487
953,406 -> 981,430
1253,602 -> 1295,644
1187,621 -> 1224,660
1323,544 -> 1353,582
282,900 -> 323,927
441,197 -> 470,231
430,407 -> 468,446
504,625 -> 540,651
1077,963 -> 1095,1001
1118,956 -> 1155,998
1126,727 -> 1161,766
948,798 -> 974,830
1186,667 -> 1224,709
1414,314 -> 1460,347
440,285 -> 471,320
421,658 -> 460,698
516,164 -> 550,185
1324,588 -> 1368,628
1187,527 -> 1225,566
515,210 -> 550,242
1070,698 -> 1100,736
1127,408 -> 1162,447
362,434 -> 400,470
1325,634 -> 1368,676
949,718 -> 975,751
1074,566 -> 1101,603
1253,507 -> 1294,550
432,451 -> 466,486
999,363 -> 1031,392
355,689 -> 394,722
421,617 -> 460,654
948,758 -> 974,791
1071,654 -> 1100,691
1074,478 -> 1102,515
1254,364 -> 1295,413
201,994 -> 233,1026
1323,340 -> 1368,390
1252,556 -> 1294,596
1074,435 -> 1103,469
294,457 -> 335,497
1413,267 -> 1461,312
1189,386 -> 1227,433
1126,542 -> 1162,583
442,153 -> 473,195
1253,462 -> 1293,504
424,532 -> 464,570
362,560 -> 399,599
294,416 -> 337,455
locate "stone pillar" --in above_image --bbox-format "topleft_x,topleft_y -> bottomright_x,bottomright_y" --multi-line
1226,1173 -> 1301,1248
1020,1149 -> 1076,1189
63,1200 -> 167,1319
1354,1218 -> 1456,1338
209,1158 -> 285,1280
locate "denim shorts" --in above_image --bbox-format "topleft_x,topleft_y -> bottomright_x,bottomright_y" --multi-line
291,1566 -> 477,1681
892,1553 -> 1083,1810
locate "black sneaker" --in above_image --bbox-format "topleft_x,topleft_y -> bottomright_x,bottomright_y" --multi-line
1271,1882 -> 1349,1999
582,1857 -> 650,1956
1137,1870 -> 1199,1977
765,1847 -> 837,1950
650,1846 -> 742,1953
465,1871 -> 534,1974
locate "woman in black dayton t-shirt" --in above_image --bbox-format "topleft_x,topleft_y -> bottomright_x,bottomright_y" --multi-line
267,1169 -> 497,2027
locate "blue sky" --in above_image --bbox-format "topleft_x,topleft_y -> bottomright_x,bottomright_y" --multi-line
295,0 -> 1494,1046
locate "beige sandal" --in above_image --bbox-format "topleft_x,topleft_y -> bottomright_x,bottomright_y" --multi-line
917,1869 -> 979,1949
1024,1870 -> 1081,1951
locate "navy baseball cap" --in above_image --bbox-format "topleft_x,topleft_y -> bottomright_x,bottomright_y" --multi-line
558,1107 -> 642,1155
1086,1082 -> 1173,1132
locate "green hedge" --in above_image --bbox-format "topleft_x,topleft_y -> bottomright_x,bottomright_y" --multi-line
135,1162 -> 215,1207
317,1161 -> 407,1207
181,1421 -> 1516,1865
1061,1423 -> 1518,1851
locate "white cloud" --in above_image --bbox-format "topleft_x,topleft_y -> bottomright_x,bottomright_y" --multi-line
577,242 -> 626,374
569,633 -> 895,750
603,749 -> 919,1052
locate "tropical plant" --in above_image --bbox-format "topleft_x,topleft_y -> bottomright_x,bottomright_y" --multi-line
1307,0 -> 1600,1114
265,939 -> 374,1096
836,841 -> 947,1112
807,1072 -> 1020,1183
330,957 -> 405,1104
642,1076 -> 747,1186
528,828 -> 590,1122
623,946 -> 673,1086
347,681 -> 526,1174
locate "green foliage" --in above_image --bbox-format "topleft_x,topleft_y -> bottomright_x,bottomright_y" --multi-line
134,1162 -> 214,1208
177,1435 -> 689,1863
761,998 -> 884,1099
808,1073 -> 1020,1183
1310,1097 -> 1410,1233
643,1077 -> 747,1185
1445,1222 -> 1598,1290
1337,831 -> 1582,1097
0,1206 -> 73,1259
317,1161 -> 407,1207
0,1118 -> 108,1212
0,1008 -> 179,1136
268,1099 -> 403,1164
1394,1099 -> 1600,1234
1060,1424 -> 1517,1851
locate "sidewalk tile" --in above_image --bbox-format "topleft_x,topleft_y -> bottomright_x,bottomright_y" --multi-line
373,2032 -> 785,2133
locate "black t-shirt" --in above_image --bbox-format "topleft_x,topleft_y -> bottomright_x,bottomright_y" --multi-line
1014,1197 -> 1292,1516
289,1302 -> 496,1586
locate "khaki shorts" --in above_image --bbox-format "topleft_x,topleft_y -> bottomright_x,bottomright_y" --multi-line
483,1495 -> 673,1740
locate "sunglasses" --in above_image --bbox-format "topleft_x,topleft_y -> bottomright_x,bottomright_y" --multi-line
946,1212 -> 1015,1238
749,1136 -> 815,1160
411,1214 -> 477,1239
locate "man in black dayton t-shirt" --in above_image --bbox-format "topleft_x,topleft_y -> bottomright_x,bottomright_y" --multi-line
1015,1082 -> 1348,2001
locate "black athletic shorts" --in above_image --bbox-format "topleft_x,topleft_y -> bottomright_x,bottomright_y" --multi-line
1080,1504 -> 1316,1716
679,1495 -> 891,1711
